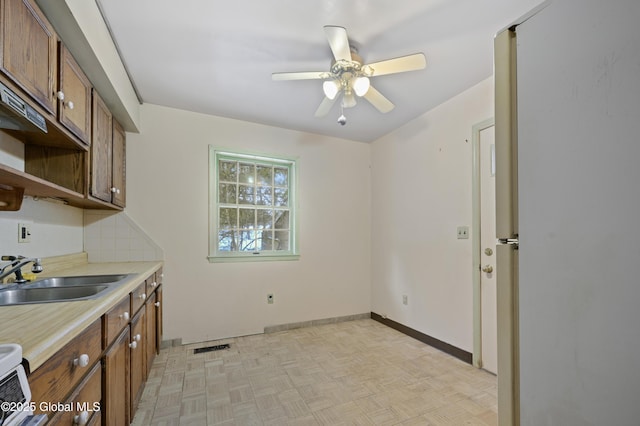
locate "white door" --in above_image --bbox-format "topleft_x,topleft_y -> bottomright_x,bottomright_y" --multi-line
479,124 -> 497,374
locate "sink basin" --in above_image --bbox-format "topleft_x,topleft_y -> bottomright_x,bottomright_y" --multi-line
0,273 -> 135,306
0,285 -> 110,305
24,274 -> 132,289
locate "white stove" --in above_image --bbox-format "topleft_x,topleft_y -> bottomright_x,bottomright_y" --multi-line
0,344 -> 46,426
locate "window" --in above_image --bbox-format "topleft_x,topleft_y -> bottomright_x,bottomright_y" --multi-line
209,148 -> 298,262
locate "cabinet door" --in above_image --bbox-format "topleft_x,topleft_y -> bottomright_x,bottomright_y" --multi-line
130,307 -> 146,418
112,119 -> 126,207
59,43 -> 92,144
145,292 -> 157,376
103,326 -> 130,426
156,285 -> 163,353
90,91 -> 112,202
0,0 -> 57,113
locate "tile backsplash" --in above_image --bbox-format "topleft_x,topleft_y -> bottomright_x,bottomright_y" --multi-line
84,210 -> 163,262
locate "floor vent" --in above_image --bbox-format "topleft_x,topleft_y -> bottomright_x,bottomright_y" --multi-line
194,343 -> 230,354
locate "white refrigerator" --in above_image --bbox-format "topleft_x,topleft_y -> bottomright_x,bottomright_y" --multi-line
495,0 -> 640,425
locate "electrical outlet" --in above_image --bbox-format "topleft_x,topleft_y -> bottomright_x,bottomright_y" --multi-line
402,295 -> 408,305
18,222 -> 31,243
456,226 -> 469,239
267,294 -> 274,304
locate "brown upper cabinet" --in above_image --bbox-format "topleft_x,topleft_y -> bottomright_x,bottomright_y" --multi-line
91,91 -> 113,203
112,119 -> 126,207
58,43 -> 92,145
0,0 -> 57,114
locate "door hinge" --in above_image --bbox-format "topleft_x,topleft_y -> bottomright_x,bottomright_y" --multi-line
498,238 -> 519,249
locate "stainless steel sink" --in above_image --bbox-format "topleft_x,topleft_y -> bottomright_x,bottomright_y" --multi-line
0,273 -> 134,306
0,285 -> 109,305
24,274 -> 132,289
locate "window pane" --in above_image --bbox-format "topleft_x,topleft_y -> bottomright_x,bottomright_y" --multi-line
256,165 -> 272,185
219,160 -> 237,182
274,231 -> 289,251
218,183 -> 237,204
274,167 -> 288,186
219,207 -> 237,229
259,229 -> 274,250
274,188 -> 288,207
218,230 -> 239,251
239,163 -> 255,184
256,186 -> 272,206
239,208 -> 255,229
274,210 -> 289,230
239,230 -> 257,251
238,185 -> 255,204
257,210 -> 273,229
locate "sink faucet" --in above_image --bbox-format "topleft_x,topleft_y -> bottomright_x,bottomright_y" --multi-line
0,255 -> 43,284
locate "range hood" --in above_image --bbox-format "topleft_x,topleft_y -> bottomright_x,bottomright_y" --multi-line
0,81 -> 47,133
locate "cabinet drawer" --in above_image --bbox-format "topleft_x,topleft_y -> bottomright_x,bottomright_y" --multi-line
146,273 -> 159,296
30,318 -> 102,412
103,296 -> 131,348
45,362 -> 101,425
130,281 -> 147,315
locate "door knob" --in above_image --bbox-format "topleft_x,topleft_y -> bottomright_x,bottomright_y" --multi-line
482,264 -> 494,273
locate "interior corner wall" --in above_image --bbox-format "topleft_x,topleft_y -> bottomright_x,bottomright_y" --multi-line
370,77 -> 494,351
125,104 -> 372,344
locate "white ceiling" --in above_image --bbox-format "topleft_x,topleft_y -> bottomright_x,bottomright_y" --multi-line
96,0 -> 542,143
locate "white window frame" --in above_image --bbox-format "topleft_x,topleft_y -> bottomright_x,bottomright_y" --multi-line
208,147 -> 299,262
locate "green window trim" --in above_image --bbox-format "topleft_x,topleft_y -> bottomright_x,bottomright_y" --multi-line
209,147 -> 299,262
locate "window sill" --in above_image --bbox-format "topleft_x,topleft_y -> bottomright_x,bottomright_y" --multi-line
207,254 -> 300,263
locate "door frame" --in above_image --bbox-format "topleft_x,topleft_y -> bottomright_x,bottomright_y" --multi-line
471,117 -> 495,369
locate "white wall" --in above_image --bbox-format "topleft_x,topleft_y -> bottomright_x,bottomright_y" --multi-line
125,104 -> 372,343
370,77 -> 493,351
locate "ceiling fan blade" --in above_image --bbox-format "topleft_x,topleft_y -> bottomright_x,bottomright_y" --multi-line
314,96 -> 338,117
324,26 -> 352,62
364,53 -> 427,77
272,71 -> 329,81
363,86 -> 395,113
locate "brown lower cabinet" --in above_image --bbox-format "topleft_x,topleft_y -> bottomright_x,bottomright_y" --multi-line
103,326 -> 131,426
129,306 -> 146,418
27,269 -> 163,426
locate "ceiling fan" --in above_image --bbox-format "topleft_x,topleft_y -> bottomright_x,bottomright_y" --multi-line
272,26 -> 427,121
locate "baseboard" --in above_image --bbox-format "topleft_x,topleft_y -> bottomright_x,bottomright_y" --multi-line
160,338 -> 182,349
370,312 -> 472,364
264,313 -> 371,334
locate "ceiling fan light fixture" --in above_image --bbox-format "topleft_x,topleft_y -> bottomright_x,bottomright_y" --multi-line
353,76 -> 370,97
342,91 -> 357,108
323,80 -> 340,100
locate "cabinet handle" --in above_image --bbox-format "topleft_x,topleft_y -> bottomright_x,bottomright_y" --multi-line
135,333 -> 141,342
110,187 -> 117,193
119,311 -> 130,321
129,340 -> 137,349
73,410 -> 89,425
160,273 -> 164,278
66,100 -> 74,110
140,293 -> 146,300
56,90 -> 65,101
154,302 -> 160,308
151,281 -> 157,288
73,354 -> 90,368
